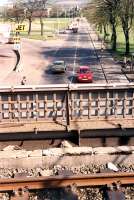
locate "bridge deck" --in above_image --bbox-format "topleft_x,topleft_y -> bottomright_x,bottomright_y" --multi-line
0,118 -> 134,133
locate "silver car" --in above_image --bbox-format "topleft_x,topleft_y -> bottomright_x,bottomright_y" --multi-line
51,60 -> 67,73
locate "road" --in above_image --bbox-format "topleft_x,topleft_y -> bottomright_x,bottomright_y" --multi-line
0,19 -> 129,85
40,20 -> 108,84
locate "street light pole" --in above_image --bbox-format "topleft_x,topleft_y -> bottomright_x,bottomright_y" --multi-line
57,9 -> 59,33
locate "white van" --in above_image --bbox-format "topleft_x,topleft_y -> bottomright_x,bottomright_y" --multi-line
0,24 -> 11,44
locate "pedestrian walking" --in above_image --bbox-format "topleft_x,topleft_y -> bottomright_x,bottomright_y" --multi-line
21,76 -> 26,85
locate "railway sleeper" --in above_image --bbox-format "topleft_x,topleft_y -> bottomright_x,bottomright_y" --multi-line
10,185 -> 79,200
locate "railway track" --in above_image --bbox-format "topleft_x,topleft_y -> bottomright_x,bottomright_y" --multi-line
0,172 -> 133,191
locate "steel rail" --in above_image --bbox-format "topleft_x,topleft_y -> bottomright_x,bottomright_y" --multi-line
0,172 -> 133,191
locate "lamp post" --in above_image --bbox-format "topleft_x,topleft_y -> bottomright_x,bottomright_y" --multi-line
57,9 -> 59,33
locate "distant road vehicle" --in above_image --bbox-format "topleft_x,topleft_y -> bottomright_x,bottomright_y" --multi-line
51,60 -> 67,73
8,36 -> 14,44
76,66 -> 93,83
68,21 -> 79,33
0,24 -> 11,44
59,29 -> 66,34
72,27 -> 78,33
59,29 -> 70,34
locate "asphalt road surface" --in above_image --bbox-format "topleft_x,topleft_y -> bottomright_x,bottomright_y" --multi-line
0,19 -> 129,85
42,21 -> 107,84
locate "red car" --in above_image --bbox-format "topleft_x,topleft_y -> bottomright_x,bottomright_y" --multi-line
76,66 -> 93,83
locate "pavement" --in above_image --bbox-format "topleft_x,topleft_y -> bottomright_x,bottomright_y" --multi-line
87,21 -> 128,83
0,18 -> 129,86
0,44 -> 15,84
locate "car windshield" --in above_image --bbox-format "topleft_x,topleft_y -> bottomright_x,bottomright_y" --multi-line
54,61 -> 64,65
80,68 -> 90,74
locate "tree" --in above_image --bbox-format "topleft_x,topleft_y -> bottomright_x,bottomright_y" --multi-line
96,0 -> 120,51
119,0 -> 134,55
36,0 -> 48,36
23,0 -> 38,35
5,1 -> 26,23
94,4 -> 109,40
83,0 -> 120,51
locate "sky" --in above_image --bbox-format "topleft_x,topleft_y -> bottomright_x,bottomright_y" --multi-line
0,0 -> 89,7
56,0 -> 87,5
0,0 -> 8,6
47,0 -> 89,7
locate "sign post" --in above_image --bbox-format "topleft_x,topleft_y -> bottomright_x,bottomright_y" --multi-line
13,24 -> 26,72
15,24 -> 26,32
